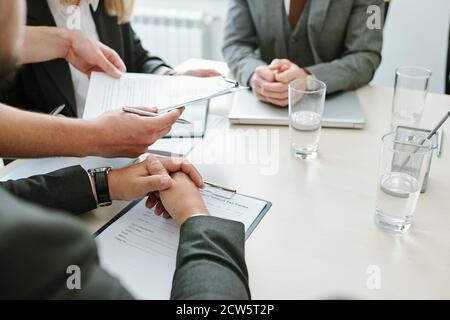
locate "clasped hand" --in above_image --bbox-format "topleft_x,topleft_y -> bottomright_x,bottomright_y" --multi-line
251,59 -> 309,107
106,155 -> 209,226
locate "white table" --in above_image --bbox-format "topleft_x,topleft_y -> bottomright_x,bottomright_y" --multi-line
1,59 -> 449,299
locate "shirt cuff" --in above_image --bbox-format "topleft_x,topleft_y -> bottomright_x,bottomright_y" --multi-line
305,73 -> 317,91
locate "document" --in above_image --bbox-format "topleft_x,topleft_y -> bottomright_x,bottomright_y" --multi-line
84,72 -> 247,137
95,190 -> 270,300
84,72 -> 230,118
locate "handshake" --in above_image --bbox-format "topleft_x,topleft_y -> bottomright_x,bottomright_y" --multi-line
251,59 -> 310,107
104,155 -> 209,226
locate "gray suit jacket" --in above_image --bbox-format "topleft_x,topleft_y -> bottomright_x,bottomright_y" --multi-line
223,0 -> 384,94
0,167 -> 250,300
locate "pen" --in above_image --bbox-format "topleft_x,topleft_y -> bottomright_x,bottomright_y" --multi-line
398,111 -> 450,170
50,104 -> 66,116
122,107 -> 192,125
204,181 -> 237,194
222,77 -> 239,88
437,129 -> 443,158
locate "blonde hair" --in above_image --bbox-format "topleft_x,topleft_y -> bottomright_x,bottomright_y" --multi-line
59,0 -> 135,24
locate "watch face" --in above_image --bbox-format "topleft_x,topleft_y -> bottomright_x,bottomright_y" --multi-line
89,167 -> 112,174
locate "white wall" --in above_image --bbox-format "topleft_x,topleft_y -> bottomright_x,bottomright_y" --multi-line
134,0 -> 229,61
372,0 -> 450,93
135,0 -> 450,93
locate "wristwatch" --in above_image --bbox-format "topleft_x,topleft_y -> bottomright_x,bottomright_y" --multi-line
88,167 -> 112,207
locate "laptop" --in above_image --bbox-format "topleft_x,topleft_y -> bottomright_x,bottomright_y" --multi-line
229,90 -> 366,129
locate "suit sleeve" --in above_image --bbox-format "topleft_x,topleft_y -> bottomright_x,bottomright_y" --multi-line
307,0 -> 384,93
0,190 -> 134,300
0,190 -> 250,300
222,0 -> 268,86
0,166 -> 97,215
171,216 -> 251,300
123,23 -> 172,74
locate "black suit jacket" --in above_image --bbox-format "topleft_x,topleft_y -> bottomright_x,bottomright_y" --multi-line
1,0 -> 170,117
0,167 -> 250,299
0,166 -> 97,215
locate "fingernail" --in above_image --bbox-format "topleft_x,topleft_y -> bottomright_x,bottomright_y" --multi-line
160,176 -> 171,188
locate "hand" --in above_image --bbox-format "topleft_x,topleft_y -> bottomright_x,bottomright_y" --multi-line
146,171 -> 209,226
270,59 -> 309,86
179,69 -> 222,77
107,155 -> 204,202
251,65 -> 289,107
64,31 -> 127,78
87,107 -> 183,158
21,27 -> 125,78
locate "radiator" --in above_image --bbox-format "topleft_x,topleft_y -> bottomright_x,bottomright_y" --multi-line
132,8 -> 216,66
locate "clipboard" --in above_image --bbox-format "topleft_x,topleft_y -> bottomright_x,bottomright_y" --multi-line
95,182 -> 271,241
163,100 -> 210,139
157,78 -> 249,114
201,182 -> 272,240
161,78 -> 247,139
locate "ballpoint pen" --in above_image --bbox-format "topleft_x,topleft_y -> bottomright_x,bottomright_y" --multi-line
204,181 -> 237,194
202,181 -> 237,200
122,107 -> 192,125
222,77 -> 240,88
398,111 -> 450,170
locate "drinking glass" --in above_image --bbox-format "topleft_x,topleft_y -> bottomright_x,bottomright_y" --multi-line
289,78 -> 327,159
375,132 -> 433,233
391,66 -> 432,130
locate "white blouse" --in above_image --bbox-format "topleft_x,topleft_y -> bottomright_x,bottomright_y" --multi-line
47,0 -> 100,117
284,0 -> 291,15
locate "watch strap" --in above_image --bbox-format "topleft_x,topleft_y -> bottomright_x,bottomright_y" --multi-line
89,167 -> 112,207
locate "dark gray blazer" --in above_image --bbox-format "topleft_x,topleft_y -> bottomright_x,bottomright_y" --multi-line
223,0 -> 384,94
1,0 -> 170,117
0,167 -> 250,299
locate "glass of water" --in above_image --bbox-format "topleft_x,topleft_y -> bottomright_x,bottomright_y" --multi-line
375,132 -> 433,233
289,78 -> 327,159
391,66 -> 432,130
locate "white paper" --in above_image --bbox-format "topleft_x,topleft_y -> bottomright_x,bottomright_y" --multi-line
83,72 -> 228,119
200,190 -> 267,231
96,191 -> 267,300
84,72 -> 230,138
